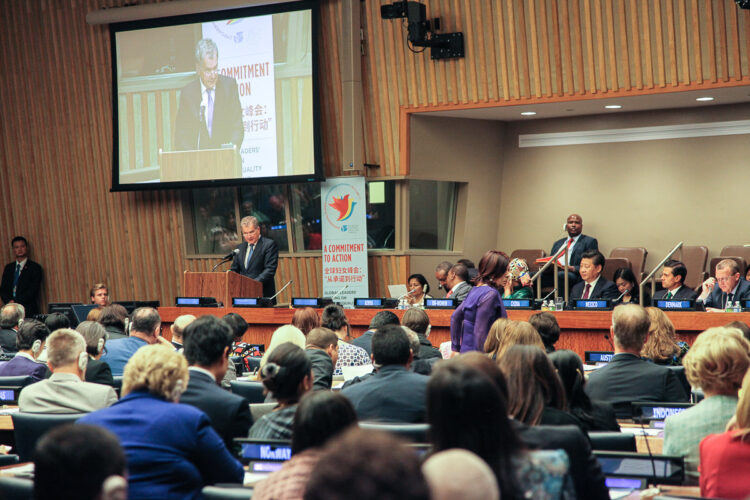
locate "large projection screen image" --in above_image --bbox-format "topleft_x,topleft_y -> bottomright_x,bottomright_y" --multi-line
111,1 -> 321,190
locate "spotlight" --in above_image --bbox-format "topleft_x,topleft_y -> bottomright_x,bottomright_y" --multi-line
380,1 -> 464,60
380,2 -> 407,19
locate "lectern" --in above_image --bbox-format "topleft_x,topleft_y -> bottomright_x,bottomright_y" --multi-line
183,271 -> 261,307
159,147 -> 241,183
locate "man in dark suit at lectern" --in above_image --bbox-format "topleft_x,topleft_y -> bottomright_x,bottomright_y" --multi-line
549,214 -> 598,288
231,216 -> 278,302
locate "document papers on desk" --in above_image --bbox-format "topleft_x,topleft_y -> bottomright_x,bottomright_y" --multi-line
341,364 -> 374,381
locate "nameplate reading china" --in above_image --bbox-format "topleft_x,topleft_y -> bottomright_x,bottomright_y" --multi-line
502,298 -> 534,310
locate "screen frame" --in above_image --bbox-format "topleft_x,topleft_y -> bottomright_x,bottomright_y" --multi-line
109,0 -> 323,192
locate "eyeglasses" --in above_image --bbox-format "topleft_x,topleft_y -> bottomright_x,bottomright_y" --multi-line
716,275 -> 738,283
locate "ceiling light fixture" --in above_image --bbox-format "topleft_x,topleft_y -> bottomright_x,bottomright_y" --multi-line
520,111 -> 536,116
695,97 -> 715,102
604,105 -> 622,109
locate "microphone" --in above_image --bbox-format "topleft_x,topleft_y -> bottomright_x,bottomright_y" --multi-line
211,249 -> 239,271
541,288 -> 557,301
330,284 -> 350,301
397,288 -> 418,300
615,287 -> 630,302
267,280 -> 293,301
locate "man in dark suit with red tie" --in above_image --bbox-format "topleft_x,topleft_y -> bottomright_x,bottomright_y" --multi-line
569,250 -> 619,305
549,214 -> 599,285
230,216 -> 278,301
0,236 -> 43,317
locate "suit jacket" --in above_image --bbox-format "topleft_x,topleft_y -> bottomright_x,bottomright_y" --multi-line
448,281 -> 472,303
512,420 -> 609,500
585,353 -> 689,417
550,234 -> 598,272
653,285 -> 699,301
306,348 -> 334,391
701,278 -> 750,309
0,354 -> 46,381
85,358 -> 114,386
79,390 -> 244,499
230,237 -> 279,299
104,325 -> 128,341
0,328 -> 17,353
101,336 -> 149,376
18,372 -> 117,414
0,260 -> 43,317
341,365 -> 428,423
350,330 -> 374,355
569,276 -> 620,303
179,369 -> 252,450
174,75 -> 244,151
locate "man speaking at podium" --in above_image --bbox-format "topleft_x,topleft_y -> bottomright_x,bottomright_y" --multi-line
174,38 -> 244,151
231,216 -> 278,302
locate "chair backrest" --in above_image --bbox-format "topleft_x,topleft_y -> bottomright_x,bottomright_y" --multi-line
666,365 -> 691,398
602,257 -> 630,282
721,245 -> 750,268
11,413 -> 84,462
0,376 -> 35,388
709,256 -> 746,279
249,402 -> 276,422
112,376 -> 124,397
0,476 -> 34,500
587,431 -> 637,452
510,249 -> 546,274
358,421 -> 429,443
202,486 -> 254,500
229,380 -> 266,404
610,247 -> 648,281
679,246 -> 708,290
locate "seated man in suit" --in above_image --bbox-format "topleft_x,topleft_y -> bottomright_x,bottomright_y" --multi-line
19,329 -> 117,413
230,216 -> 279,302
101,307 -> 169,376
341,324 -> 429,422
569,250 -> 619,304
445,263 -> 472,303
305,327 -> 338,391
653,260 -> 699,301
697,259 -> 750,311
179,315 -> 252,449
586,304 -> 689,417
351,310 -> 400,356
169,314 -> 195,351
434,261 -> 452,296
0,319 -> 49,380
547,213 -> 598,287
0,303 -> 23,352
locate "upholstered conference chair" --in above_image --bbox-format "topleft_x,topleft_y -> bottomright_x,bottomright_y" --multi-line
11,413 -> 84,462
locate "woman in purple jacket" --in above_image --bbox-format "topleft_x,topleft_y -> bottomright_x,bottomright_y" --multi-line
450,250 -> 509,354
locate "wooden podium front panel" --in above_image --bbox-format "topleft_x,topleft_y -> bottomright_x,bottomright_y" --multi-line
159,148 -> 240,183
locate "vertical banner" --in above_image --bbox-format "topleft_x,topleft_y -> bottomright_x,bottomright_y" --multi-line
321,177 -> 369,307
202,17 -> 278,178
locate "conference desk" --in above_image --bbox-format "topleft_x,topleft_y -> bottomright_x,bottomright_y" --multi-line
157,307 -> 749,359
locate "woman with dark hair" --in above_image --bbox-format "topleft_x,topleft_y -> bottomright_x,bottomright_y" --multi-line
612,267 -> 649,305
427,358 -> 574,499
549,350 -> 620,432
499,345 -> 585,431
248,343 -> 313,440
406,273 -> 431,307
253,391 -> 357,500
223,312 -> 260,373
291,307 -> 320,336
450,250 -> 509,354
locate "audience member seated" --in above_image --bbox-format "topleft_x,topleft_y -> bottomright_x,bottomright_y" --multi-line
427,358 -> 575,499
321,304 -> 370,376
549,350 -> 620,432
180,315 -> 252,449
342,325 -> 428,422
97,305 -> 128,341
291,306 -> 320,336
643,307 -> 689,365
79,345 -> 244,499
169,314 -> 195,351
663,327 -> 750,483
260,325 -> 306,369
305,327 -> 338,391
698,258 -> 750,310
458,352 -> 609,500
444,263 -> 472,303
19,329 -> 117,413
86,308 -> 102,322
434,261 -> 452,296
528,311 -> 560,353
586,304 -> 689,416
699,368 -> 750,499
101,307 -> 167,376
224,312 -> 259,373
613,267 -> 650,305
483,318 -> 510,360
422,449 -> 499,500
249,343 -> 312,440
402,308 -> 441,360
253,392 -> 357,500
500,345 -> 585,431
653,259 -> 698,301
34,424 -> 127,500
458,258 -> 479,282
0,303 -> 23,352
568,250 -> 619,304
451,250 -> 509,354
487,320 -> 544,361
406,273 -> 431,307
0,319 -> 48,380
89,283 -> 109,308
351,310 -> 399,355
503,258 -> 533,299
304,427 -> 430,500
75,321 -> 114,386
548,213 -> 598,287
727,320 -> 750,343
403,327 -> 439,376
37,312 -> 71,362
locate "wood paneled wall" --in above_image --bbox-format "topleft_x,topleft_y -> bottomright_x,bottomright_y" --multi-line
1,0 -> 748,310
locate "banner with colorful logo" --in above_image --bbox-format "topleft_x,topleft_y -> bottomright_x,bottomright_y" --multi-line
321,177 -> 369,307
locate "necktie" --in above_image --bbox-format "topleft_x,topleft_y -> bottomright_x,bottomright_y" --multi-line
446,290 -> 453,298
244,244 -> 254,269
207,90 -> 214,136
665,291 -> 672,299
582,283 -> 591,299
558,238 -> 574,266
12,263 -> 20,297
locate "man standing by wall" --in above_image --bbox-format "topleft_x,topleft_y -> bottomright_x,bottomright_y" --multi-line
0,236 -> 43,317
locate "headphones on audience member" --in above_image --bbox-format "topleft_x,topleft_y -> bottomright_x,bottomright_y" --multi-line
100,475 -> 127,500
97,338 -> 105,355
425,325 -> 432,338
78,351 -> 89,373
31,340 -> 42,355
169,379 -> 185,402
